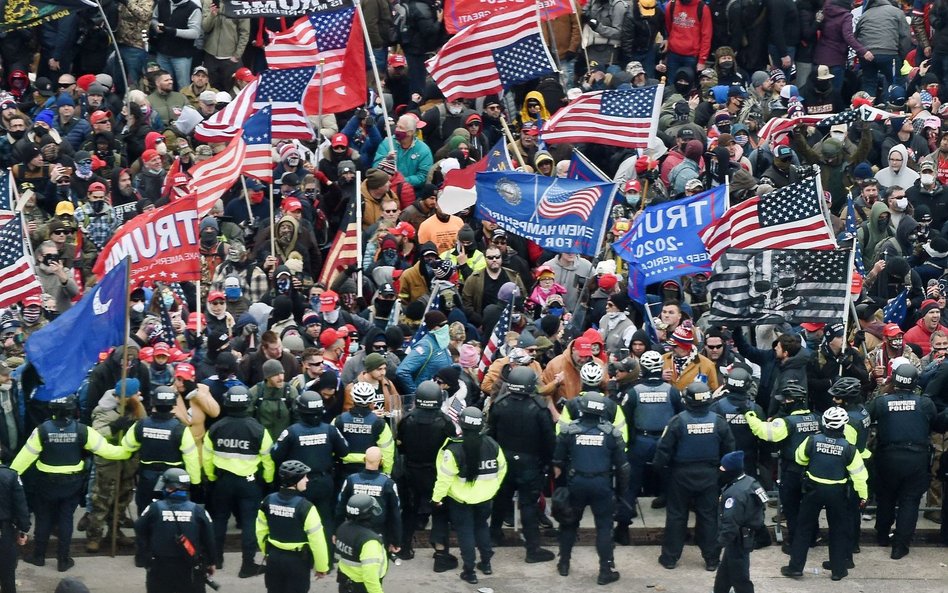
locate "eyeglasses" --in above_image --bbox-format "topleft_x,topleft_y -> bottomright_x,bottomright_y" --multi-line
58,82 -> 75,88
486,255 -> 502,260
706,344 -> 724,350
383,208 -> 399,213
486,105 -> 501,110
306,362 -> 322,367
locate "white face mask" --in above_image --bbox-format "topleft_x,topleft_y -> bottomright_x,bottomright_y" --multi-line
323,308 -> 340,323
447,103 -> 463,115
895,197 -> 909,210
830,131 -> 845,142
156,142 -> 168,155
132,302 -> 145,313
921,173 -> 936,186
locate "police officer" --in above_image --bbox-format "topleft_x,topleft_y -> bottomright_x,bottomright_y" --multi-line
333,382 -> 394,476
487,366 -> 556,562
256,460 -> 330,593
715,450 -> 767,593
335,493 -> 388,593
12,395 -> 128,571
395,380 -> 454,565
270,391 -> 349,561
781,407 -> 868,581
744,380 -> 820,553
867,362 -> 948,559
203,385 -> 275,577
557,363 -> 628,441
0,444 -> 29,593
654,382 -> 735,571
335,447 -> 401,552
829,376 -> 871,559
432,407 -> 506,585
134,468 -> 216,593
123,386 -> 201,514
553,392 -> 629,584
615,350 -> 683,545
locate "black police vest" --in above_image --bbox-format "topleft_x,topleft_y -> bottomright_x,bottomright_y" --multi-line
38,419 -> 86,469
348,470 -> 389,501
782,412 -> 821,465
804,434 -> 854,482
208,416 -> 265,460
285,423 -> 336,473
565,421 -> 614,477
335,411 -> 384,456
847,405 -> 871,451
494,394 -> 550,457
720,475 -> 767,529
334,520 -> 381,564
875,394 -> 931,446
154,0 -> 198,58
147,498 -> 207,559
137,416 -> 186,466
445,437 -> 502,479
710,395 -> 756,453
673,410 -> 722,463
632,382 -> 675,432
399,410 -> 450,465
261,491 -> 312,549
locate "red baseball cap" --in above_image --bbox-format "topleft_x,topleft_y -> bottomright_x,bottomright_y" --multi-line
88,181 -> 107,194
207,290 -> 226,303
141,149 -> 160,164
22,294 -> 43,307
388,54 -> 407,68
90,110 -> 112,124
234,67 -> 255,82
319,328 -> 339,348
282,197 -> 302,212
186,312 -> 205,331
882,323 -> 904,337
331,133 -> 349,148
175,362 -> 196,381
152,342 -> 171,358
319,290 -> 339,312
800,322 -> 825,332
392,221 -> 416,240
573,339 -> 593,357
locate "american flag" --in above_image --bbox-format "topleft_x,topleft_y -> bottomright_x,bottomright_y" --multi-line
0,172 -> 15,228
240,105 -> 274,182
707,248 -> 850,324
845,195 -> 866,276
426,4 -> 557,101
187,135 -> 247,216
266,6 -> 366,115
883,288 -> 909,324
408,283 -> 445,348
0,217 -> 42,308
700,176 -> 837,262
542,86 -> 662,149
318,194 -> 358,287
160,157 -> 182,200
194,79 -> 258,143
758,114 -> 828,140
858,104 -> 902,122
478,299 -> 513,381
537,183 -> 602,220
253,67 -> 316,140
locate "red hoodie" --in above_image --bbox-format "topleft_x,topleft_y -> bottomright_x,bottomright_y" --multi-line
665,0 -> 713,64
904,318 -> 948,357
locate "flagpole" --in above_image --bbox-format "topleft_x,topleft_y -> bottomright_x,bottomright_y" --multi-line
195,278 -> 202,336
94,0 -> 130,103
317,58 -> 326,141
356,168 -> 363,298
353,0 -> 394,142
595,183 -> 618,261
110,255 -> 132,557
840,239 -> 858,377
240,176 -> 254,223
569,0 -> 590,67
11,178 -> 37,264
500,118 -> 526,170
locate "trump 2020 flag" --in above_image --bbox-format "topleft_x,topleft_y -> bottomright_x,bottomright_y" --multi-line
25,258 -> 129,401
476,172 -> 615,256
615,185 -> 728,302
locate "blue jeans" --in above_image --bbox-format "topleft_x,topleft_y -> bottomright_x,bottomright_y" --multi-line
112,44 -> 149,96
156,54 -> 192,91
830,65 -> 846,92
861,53 -> 898,99
665,52 -> 698,80
630,45 -> 658,78
768,45 -> 797,83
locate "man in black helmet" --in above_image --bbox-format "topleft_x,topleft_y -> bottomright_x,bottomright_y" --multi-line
654,382 -> 735,572
487,366 -> 557,562
256,460 -> 330,592
867,360 -> 948,559
829,376 -> 871,562
203,385 -> 275,577
715,450 -> 767,593
134,468 -> 216,593
335,493 -> 389,593
553,391 -> 629,585
395,380 -> 454,564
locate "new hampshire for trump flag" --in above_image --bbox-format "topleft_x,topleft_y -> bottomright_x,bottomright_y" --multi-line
26,258 -> 129,401
707,249 -> 849,324
476,172 -> 615,256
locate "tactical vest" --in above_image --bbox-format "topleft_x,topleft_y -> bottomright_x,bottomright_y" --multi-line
208,416 -> 265,474
261,491 -> 312,552
335,521 -> 382,572
565,421 -> 614,478
137,416 -> 186,467
335,411 -> 385,456
147,498 -> 206,559
847,405 -> 871,452
399,410 -> 449,465
283,423 -> 336,473
445,438 -> 502,481
37,419 -> 86,472
875,393 -> 931,447
673,410 -> 722,464
711,395 -> 757,454
804,434 -> 854,482
631,382 -> 675,432
782,412 -> 821,466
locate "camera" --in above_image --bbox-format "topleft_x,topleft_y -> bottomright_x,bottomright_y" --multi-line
43,254 -> 60,265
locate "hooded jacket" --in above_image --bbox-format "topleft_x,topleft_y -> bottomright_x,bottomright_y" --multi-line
85,346 -> 152,424
664,0 -> 712,62
855,0 -> 912,56
540,339 -> 608,401
813,0 -> 869,66
858,201 -> 894,268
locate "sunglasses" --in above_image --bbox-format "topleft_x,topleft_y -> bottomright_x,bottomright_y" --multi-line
52,229 -> 75,235
58,82 -> 75,88
486,255 -> 502,260
706,344 -> 724,350
383,208 -> 399,213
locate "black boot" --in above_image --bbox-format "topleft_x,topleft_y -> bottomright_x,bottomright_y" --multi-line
57,557 -> 75,573
460,569 -> 478,584
525,547 -> 555,563
238,560 -> 263,578
597,561 -> 620,585
557,558 -> 570,576
613,525 -> 630,546
433,550 -> 459,573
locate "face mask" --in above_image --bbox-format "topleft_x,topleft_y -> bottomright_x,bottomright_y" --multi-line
888,337 -> 903,350
548,306 -> 564,317
895,197 -> 909,210
9,130 -> 24,140
830,131 -> 845,142
276,278 -> 290,294
287,157 -> 299,167
719,61 -> 734,72
132,302 -> 145,313
250,190 -> 264,204
625,193 -> 640,206
734,134 -> 748,146
432,324 -> 451,347
876,218 -> 889,231
225,286 -> 241,300
394,130 -> 409,141
447,104 -> 463,115
310,296 -> 321,311
675,81 -> 690,95
76,161 -> 92,178
922,173 -> 935,186
381,249 -> 397,265
323,308 -> 340,323
227,248 -> 243,263
718,125 -> 731,134
22,308 -> 41,324
163,294 -> 174,307
90,200 -> 105,213
156,143 -> 168,155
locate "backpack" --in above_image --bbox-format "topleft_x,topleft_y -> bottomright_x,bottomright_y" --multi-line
251,382 -> 293,437
393,1 -> 411,46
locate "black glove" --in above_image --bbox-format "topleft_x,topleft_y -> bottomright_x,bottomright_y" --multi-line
110,415 -> 136,434
588,18 -> 599,31
183,379 -> 197,394
853,330 -> 866,348
354,107 -> 368,120
563,50 -> 577,61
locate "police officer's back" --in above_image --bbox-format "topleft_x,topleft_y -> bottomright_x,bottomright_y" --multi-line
134,468 -> 216,593
333,382 -> 394,475
715,450 -> 767,593
335,494 -> 388,593
710,367 -> 765,475
0,444 -> 29,593
335,447 -> 401,551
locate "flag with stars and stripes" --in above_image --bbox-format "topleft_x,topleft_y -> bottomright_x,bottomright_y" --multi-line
845,195 -> 866,276
882,288 -> 909,325
0,217 -> 42,308
478,299 -> 513,381
0,171 -> 15,228
427,4 -> 557,101
818,109 -> 860,129
194,79 -> 258,143
542,86 -> 663,149
253,67 -> 317,140
318,194 -> 358,287
700,176 -> 837,263
537,183 -> 603,220
266,6 -> 366,115
707,248 -> 850,324
240,105 -> 274,182
408,282 -> 447,348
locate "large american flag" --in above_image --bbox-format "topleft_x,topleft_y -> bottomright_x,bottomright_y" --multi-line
187,135 -> 247,216
240,105 -> 274,182
194,79 -> 258,143
426,4 -> 556,101
478,299 -> 513,381
542,86 -> 662,149
0,171 -> 15,228
707,248 -> 849,324
537,183 -> 602,220
253,67 -> 316,140
318,194 -> 358,287
700,176 -> 836,262
0,217 -> 42,308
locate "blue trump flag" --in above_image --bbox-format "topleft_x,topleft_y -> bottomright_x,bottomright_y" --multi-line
26,258 -> 130,401
567,149 -> 611,183
614,185 -> 728,302
476,172 -> 616,257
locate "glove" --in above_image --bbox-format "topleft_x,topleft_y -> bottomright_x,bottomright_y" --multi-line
853,330 -> 866,348
110,415 -> 135,434
744,410 -> 758,419
588,18 -> 599,31
354,107 -> 368,120
563,50 -> 577,61
859,499 -> 868,509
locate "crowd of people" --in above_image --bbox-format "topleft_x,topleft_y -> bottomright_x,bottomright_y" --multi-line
2,0 -> 948,592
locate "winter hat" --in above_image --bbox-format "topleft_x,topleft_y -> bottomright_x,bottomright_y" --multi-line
377,156 -> 398,176
364,352 -> 386,372
424,310 -> 448,328
278,143 -> 299,161
769,68 -> 786,84
924,236 -> 948,258
595,260 -> 617,276
684,139 -> 704,161
385,326 -> 404,349
750,70 -> 769,88
435,365 -> 461,393
540,314 -> 561,337
919,299 -> 941,317
55,578 -> 92,593
498,281 -> 521,303
114,378 -> 141,396
820,139 -> 842,158
34,109 -> 56,127
55,93 -> 75,107
598,273 -> 619,291
671,323 -> 695,348
852,162 -> 873,180
263,359 -> 284,379
720,450 -> 744,472
365,168 -> 390,190
338,159 -> 356,174
458,224 -> 476,243
824,323 -> 846,340
459,344 -> 480,367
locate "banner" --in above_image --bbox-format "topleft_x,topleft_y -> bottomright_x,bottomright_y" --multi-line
0,0 -> 70,32
444,0 -> 575,34
614,185 -> 728,302
93,195 -> 201,284
475,172 -> 615,257
222,0 -> 351,17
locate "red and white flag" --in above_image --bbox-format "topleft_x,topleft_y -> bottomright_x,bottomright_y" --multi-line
478,300 -> 513,381
240,105 -> 275,182
542,86 -> 662,149
318,195 -> 359,287
193,79 -> 258,143
0,217 -> 41,308
187,135 -> 247,216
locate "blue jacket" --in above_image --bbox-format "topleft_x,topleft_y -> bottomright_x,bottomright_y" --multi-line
342,115 -> 383,165
372,136 -> 433,190
395,334 -> 452,394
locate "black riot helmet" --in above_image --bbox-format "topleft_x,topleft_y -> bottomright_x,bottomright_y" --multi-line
507,366 -> 538,396
415,380 -> 444,409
